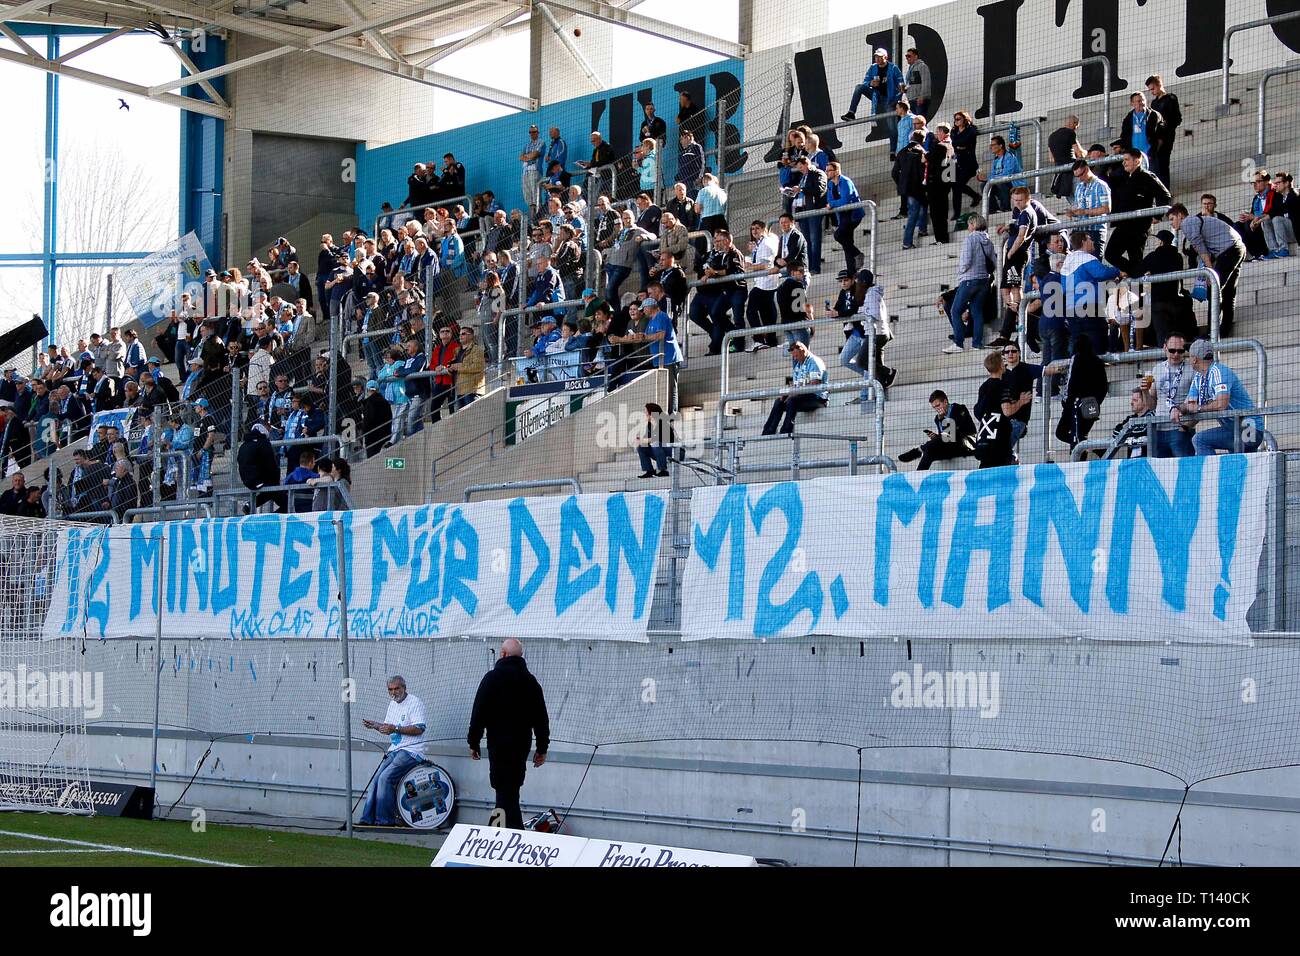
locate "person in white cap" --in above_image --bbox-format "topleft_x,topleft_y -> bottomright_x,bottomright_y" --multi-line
843,46 -> 906,156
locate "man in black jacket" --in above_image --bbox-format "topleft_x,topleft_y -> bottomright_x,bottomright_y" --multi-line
467,639 -> 550,831
1145,75 -> 1180,189
791,157 -> 828,273
358,379 -> 392,459
898,389 -> 977,470
238,423 -> 283,512
1105,148 -> 1172,276
893,130 -> 928,250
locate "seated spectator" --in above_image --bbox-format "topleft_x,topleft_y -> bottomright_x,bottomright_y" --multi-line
1000,342 -> 1039,453
1142,332 -> 1195,457
898,389 -> 977,469
1261,171 -> 1297,259
1110,386 -> 1157,456
107,458 -> 138,521
1235,169 -> 1274,259
1172,339 -> 1263,455
635,402 -> 674,478
761,341 -> 827,435
308,457 -> 352,511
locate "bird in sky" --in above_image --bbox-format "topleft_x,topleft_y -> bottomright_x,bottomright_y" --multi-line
118,98 -> 129,110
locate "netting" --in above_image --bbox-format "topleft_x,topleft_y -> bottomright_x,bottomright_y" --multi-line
0,517 -> 93,813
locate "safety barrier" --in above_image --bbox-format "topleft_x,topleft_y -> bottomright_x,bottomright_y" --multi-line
980,154 -> 1123,220
1254,64 -> 1300,164
1221,10 -> 1300,113
989,56 -> 1112,136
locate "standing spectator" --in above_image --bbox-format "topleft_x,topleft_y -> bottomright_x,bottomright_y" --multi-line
694,172 -> 729,236
944,214 -> 995,353
520,123 -> 544,218
543,127 -> 567,186
977,136 -> 1024,214
1062,231 -> 1122,354
902,48 -> 932,119
897,390 -> 977,469
1106,147 -> 1172,276
853,268 -> 895,390
577,131 -> 614,199
1262,171 -> 1297,258
893,130 -> 928,250
467,639 -> 550,832
359,380 -> 392,459
1142,333 -> 1195,457
1141,229 -> 1197,346
237,423 -> 283,513
648,251 -> 689,324
450,327 -> 485,409
123,329 -> 146,381
774,211 -> 808,273
1048,115 -> 1085,198
1069,159 -> 1113,254
830,268 -> 864,396
788,157 -> 827,273
925,124 -> 953,243
1119,92 -> 1166,168
676,90 -> 705,142
776,265 -> 812,349
425,325 -> 459,424
950,111 -> 981,218
890,100 -> 919,217
603,210 -> 652,308
640,102 -> 667,145
843,47 -> 905,156
245,336 -> 275,397
1055,334 -> 1109,451
1169,202 -> 1245,337
395,337 -> 431,437
972,351 -> 1015,468
761,340 -> 827,435
1145,75 -> 1180,188
826,162 -> 866,272
991,187 -> 1060,346
639,298 -> 680,371
1173,339 -> 1263,455
742,220 -> 781,351
676,130 -> 705,197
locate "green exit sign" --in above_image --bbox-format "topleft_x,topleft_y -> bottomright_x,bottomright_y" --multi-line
384,457 -> 406,470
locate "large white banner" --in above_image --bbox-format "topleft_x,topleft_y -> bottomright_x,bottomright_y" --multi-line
682,456 -> 1272,643
115,231 -> 212,325
46,492 -> 668,642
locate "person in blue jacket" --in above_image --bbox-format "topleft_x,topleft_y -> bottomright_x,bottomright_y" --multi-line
525,253 -> 564,322
826,161 -> 866,274
843,47 -> 906,155
1060,231 -> 1122,355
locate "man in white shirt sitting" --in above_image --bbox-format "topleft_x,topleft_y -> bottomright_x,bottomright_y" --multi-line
761,341 -> 828,435
358,675 -> 428,826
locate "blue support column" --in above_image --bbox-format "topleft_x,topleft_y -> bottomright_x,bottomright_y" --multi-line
41,30 -> 59,344
179,35 -> 226,268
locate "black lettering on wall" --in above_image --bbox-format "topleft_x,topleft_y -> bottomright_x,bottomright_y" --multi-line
1268,0 -> 1300,55
607,92 -> 635,159
1176,0 -> 1227,77
709,71 -> 748,174
1055,0 -> 1130,98
906,21 -> 949,122
975,0 -> 1025,118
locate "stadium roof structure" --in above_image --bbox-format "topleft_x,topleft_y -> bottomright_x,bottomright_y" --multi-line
0,0 -> 743,116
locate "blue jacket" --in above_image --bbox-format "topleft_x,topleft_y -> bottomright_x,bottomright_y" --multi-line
396,352 -> 431,399
863,62 -> 904,111
544,136 -> 567,173
530,328 -> 561,358
827,174 -> 865,224
526,267 -> 564,318
1061,251 -> 1121,318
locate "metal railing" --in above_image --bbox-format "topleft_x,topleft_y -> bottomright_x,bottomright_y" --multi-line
373,193 -> 470,240
989,56 -> 1112,136
1069,405 -> 1291,462
711,432 -> 895,481
1255,64 -> 1300,163
211,480 -> 355,517
1221,9 -> 1300,112
716,314 -> 886,464
980,119 -> 1044,193
463,478 -> 582,501
1016,265 -> 1224,364
1038,337 -> 1265,463
981,154 -> 1123,219
793,199 -> 878,275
